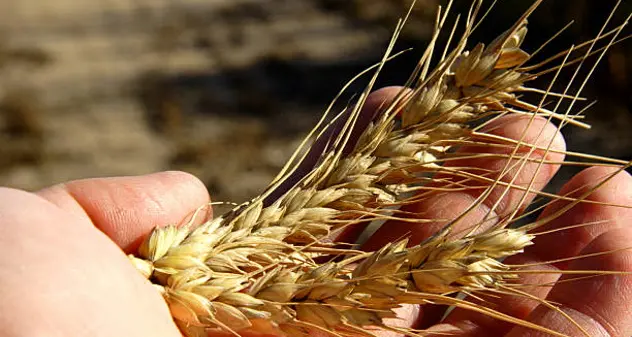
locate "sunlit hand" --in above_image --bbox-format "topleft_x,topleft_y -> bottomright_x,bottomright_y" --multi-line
0,88 -> 630,337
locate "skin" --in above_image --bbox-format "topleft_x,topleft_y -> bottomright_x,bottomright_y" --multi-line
0,88 -> 630,337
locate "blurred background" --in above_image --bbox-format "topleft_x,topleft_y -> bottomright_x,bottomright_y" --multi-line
0,0 -> 630,204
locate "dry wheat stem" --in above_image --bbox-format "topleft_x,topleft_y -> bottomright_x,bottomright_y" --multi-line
128,1 -> 632,336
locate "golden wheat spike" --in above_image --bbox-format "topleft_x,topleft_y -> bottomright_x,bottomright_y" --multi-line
129,1 -> 632,336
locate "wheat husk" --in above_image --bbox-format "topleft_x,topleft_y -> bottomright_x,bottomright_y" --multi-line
129,1 -> 632,336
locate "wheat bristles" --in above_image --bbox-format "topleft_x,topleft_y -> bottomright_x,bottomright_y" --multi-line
128,1 -> 632,336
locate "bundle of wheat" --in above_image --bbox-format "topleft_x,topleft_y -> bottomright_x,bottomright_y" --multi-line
129,1 -> 632,336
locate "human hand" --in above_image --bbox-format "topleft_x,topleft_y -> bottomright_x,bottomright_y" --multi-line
0,88 -> 630,337
0,171 -> 209,337
355,88 -> 632,337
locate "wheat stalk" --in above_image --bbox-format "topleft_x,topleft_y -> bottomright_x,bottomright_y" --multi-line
129,1 -> 632,336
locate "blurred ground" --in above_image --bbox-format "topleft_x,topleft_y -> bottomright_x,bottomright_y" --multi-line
0,0 -> 630,203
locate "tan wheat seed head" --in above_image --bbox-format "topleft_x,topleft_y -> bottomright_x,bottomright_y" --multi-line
129,1 -> 632,336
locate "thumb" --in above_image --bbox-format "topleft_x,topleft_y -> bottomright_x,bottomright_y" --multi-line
37,171 -> 210,253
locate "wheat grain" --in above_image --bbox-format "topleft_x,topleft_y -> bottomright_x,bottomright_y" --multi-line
156,227 -> 538,337
128,1 -> 632,336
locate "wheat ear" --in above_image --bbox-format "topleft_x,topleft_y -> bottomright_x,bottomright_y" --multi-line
129,1 -> 632,336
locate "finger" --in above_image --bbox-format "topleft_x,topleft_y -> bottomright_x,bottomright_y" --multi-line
359,114 -> 565,331
438,167 -> 632,336
528,166 -> 632,268
363,114 -> 566,250
36,171 -> 210,253
505,228 -> 632,337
